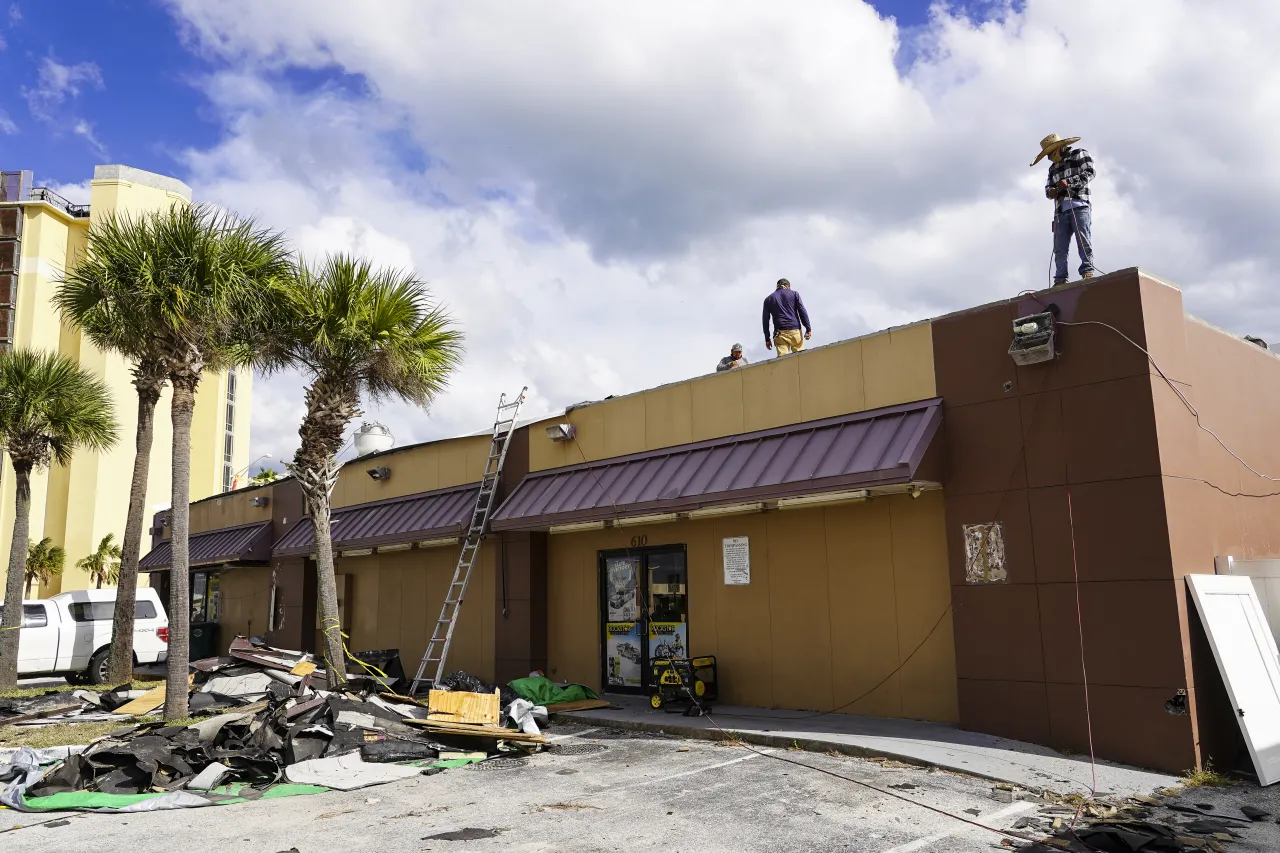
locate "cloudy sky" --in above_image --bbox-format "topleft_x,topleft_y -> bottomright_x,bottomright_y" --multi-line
1,0 -> 1277,471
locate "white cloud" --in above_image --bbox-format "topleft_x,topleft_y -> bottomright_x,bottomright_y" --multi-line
8,4 -> 21,23
158,0 -> 1280,463
72,119 -> 107,157
24,57 -> 104,121
0,109 -> 15,135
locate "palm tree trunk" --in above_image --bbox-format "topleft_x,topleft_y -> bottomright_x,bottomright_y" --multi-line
163,379 -> 196,720
97,578 -> 103,590
108,384 -> 161,683
0,463 -> 33,689
310,500 -> 347,689
24,578 -> 32,598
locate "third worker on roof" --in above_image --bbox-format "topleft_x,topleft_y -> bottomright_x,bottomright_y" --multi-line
763,278 -> 812,356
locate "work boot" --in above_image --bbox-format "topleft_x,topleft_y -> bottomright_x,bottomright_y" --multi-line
1082,272 -> 1095,279
1052,280 -> 1068,287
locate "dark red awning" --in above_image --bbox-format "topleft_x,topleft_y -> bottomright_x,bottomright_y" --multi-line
139,521 -> 273,572
491,398 -> 943,532
271,483 -> 478,557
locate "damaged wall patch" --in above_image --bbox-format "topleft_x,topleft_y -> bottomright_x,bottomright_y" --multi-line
963,522 -> 1007,584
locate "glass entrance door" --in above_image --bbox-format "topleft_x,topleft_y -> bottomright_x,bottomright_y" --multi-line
599,546 -> 688,693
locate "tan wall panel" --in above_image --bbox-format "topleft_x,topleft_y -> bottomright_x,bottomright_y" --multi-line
645,383 -> 694,450
690,370 -> 746,442
863,323 -> 937,409
888,492 -> 958,722
764,508 -> 835,712
742,355 -> 802,432
710,514 -> 776,708
337,556 -> 382,653
218,566 -> 272,647
398,549 -> 431,665
547,532 -> 597,687
376,557 -> 404,651
825,499 -> 903,718
602,395 -> 647,459
330,435 -> 491,510
190,488 -> 273,535
799,339 -> 867,422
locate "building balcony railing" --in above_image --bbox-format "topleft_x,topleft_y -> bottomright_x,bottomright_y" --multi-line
0,172 -> 90,218
27,187 -> 91,219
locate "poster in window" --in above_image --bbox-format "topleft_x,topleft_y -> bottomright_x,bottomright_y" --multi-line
605,622 -> 642,687
604,556 -> 639,621
648,621 -> 688,661
722,536 -> 750,585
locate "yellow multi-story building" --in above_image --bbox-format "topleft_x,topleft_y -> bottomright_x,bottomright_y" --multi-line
0,165 -> 252,594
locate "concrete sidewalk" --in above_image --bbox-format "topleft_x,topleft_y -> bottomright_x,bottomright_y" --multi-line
557,695 -> 1181,797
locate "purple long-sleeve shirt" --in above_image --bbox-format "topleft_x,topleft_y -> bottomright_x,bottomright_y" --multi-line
762,288 -> 811,342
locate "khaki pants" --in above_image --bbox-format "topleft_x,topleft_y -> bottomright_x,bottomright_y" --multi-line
773,329 -> 804,355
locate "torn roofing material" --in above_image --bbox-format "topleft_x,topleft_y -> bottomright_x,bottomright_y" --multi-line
491,398 -> 943,531
271,483 -> 479,557
139,521 -> 273,571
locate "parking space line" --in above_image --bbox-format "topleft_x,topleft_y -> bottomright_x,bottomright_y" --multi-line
880,801 -> 1037,853
590,750 -> 769,796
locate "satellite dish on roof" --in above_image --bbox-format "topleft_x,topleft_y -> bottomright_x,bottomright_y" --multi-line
353,422 -> 394,458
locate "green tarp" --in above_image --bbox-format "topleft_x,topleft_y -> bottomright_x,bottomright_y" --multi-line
507,676 -> 599,706
19,783 -> 329,812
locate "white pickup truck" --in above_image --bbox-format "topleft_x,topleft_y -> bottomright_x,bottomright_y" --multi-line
6,587 -> 169,684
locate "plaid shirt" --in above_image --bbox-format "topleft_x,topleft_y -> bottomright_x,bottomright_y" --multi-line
1045,146 -> 1094,212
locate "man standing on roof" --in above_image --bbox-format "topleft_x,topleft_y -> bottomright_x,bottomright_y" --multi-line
1032,133 -> 1097,286
716,343 -> 748,372
763,279 -> 812,356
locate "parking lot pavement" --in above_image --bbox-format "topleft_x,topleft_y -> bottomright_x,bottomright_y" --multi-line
5,723 -> 1045,853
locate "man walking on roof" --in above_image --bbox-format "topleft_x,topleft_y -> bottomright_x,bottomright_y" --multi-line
763,279 -> 811,356
1032,133 -> 1096,286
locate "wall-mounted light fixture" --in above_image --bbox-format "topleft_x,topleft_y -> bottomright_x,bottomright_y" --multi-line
367,466 -> 391,481
249,496 -> 269,507
908,484 -> 923,500
545,423 -> 576,442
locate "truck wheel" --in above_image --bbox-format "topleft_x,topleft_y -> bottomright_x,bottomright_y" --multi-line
87,649 -> 112,685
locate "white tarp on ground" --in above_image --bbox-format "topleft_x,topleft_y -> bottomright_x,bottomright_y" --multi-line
1187,573 -> 1280,785
284,752 -> 421,790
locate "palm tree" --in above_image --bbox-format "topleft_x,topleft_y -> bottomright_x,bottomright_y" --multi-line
0,348 -> 118,688
55,210 -> 172,683
25,537 -> 66,598
78,533 -> 123,589
260,255 -> 462,688
58,203 -> 289,718
249,467 -> 281,486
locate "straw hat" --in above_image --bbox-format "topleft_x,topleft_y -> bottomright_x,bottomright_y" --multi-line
1030,133 -> 1080,166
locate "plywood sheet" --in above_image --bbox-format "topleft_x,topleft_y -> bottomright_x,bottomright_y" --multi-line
428,688 -> 501,725
402,717 -> 547,743
545,698 -> 613,712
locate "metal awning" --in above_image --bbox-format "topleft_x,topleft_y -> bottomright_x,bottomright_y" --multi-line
139,521 -> 273,572
491,398 -> 943,532
272,483 -> 478,557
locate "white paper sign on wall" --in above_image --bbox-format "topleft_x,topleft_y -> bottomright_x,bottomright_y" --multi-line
723,536 -> 750,585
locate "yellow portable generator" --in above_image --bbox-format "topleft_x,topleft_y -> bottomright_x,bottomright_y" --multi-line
649,655 -> 718,716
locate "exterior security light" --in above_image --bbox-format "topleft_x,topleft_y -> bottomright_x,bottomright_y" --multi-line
367,466 -> 391,481
249,496 -> 269,507
908,485 -> 923,500
546,423 -> 576,442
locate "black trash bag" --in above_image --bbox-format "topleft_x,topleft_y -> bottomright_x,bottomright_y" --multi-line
349,649 -> 407,692
436,670 -> 486,693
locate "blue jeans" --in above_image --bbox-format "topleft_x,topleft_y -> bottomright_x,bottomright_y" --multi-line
1053,204 -> 1095,283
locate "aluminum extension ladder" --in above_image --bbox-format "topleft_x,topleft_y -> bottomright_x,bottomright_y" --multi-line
409,387 -> 527,694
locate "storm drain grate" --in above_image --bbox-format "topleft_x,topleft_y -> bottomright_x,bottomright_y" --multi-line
547,742 -> 608,756
467,757 -> 529,771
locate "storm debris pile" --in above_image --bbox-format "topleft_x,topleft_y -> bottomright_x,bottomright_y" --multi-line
0,637 -> 591,812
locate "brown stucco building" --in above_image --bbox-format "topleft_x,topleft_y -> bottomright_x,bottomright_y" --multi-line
141,268 -> 1280,774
